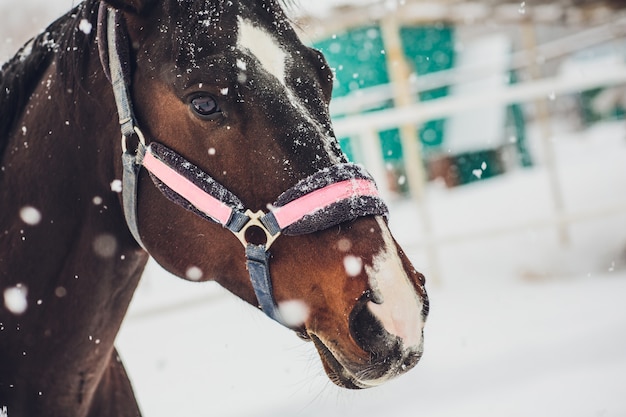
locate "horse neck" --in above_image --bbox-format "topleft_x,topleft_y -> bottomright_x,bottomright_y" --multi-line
0,41 -> 148,412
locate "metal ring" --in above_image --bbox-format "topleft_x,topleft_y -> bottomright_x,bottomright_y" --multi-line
121,126 -> 147,154
233,210 -> 281,250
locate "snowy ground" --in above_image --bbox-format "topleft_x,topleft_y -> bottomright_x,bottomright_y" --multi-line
117,120 -> 626,417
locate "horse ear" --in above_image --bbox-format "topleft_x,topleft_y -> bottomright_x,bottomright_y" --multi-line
102,0 -> 158,15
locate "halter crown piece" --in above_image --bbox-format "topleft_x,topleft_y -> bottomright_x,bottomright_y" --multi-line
98,5 -> 389,327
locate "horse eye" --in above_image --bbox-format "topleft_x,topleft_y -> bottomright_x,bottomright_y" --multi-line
190,95 -> 221,119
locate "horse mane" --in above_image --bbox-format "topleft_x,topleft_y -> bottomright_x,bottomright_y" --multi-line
0,0 -> 99,159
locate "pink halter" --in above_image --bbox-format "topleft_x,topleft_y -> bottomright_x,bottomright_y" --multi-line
141,142 -> 388,245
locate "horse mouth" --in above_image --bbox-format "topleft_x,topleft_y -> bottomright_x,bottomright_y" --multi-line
310,334 -> 365,389
309,333 -> 421,390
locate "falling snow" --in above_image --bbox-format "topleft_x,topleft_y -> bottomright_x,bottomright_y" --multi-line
472,162 -> 488,179
78,19 -> 92,35
277,300 -> 309,327
19,206 -> 42,226
93,234 -> 118,258
110,180 -> 123,193
3,285 -> 28,315
343,255 -> 363,277
185,266 -> 203,281
337,238 -> 352,252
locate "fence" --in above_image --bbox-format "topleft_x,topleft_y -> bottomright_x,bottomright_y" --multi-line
330,17 -> 626,284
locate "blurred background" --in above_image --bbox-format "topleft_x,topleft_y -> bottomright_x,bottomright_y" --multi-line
2,0 -> 626,416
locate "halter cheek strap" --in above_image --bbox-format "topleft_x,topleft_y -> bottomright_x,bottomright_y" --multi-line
99,5 -> 389,327
98,4 -> 146,248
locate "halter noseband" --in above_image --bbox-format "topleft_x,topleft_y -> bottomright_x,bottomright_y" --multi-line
98,6 -> 389,327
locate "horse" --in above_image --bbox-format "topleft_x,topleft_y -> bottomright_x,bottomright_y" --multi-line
0,0 -> 429,415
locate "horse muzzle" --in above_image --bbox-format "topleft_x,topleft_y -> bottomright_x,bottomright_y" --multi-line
306,285 -> 426,390
309,327 -> 424,390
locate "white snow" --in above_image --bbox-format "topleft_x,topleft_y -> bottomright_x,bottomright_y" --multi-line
185,266 -> 203,281
343,254 -> 363,276
116,120 -> 626,416
19,206 -> 42,226
3,285 -> 28,315
78,19 -> 92,35
110,180 -> 123,193
277,299 -> 310,327
236,58 -> 247,72
92,234 -> 118,259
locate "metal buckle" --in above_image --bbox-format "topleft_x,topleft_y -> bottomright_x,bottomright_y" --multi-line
233,210 -> 281,250
121,126 -> 146,154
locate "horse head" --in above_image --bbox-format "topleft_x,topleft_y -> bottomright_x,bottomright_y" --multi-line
104,0 -> 429,389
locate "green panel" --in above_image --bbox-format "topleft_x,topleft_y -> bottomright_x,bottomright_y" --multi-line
338,137 -> 354,162
400,26 -> 455,150
379,128 -> 402,161
505,70 -> 532,168
580,88 -> 626,125
507,103 -> 533,168
315,25 -> 455,161
314,26 -> 388,98
400,26 -> 455,75
454,149 -> 504,185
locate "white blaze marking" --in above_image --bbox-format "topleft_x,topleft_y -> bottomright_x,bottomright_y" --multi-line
366,217 -> 424,348
236,18 -> 341,163
237,18 -> 286,85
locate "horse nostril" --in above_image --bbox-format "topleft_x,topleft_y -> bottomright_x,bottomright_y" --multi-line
349,295 -> 399,357
364,288 -> 383,305
402,349 -> 422,369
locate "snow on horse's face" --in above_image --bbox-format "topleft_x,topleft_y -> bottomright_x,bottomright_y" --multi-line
113,0 -> 429,388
